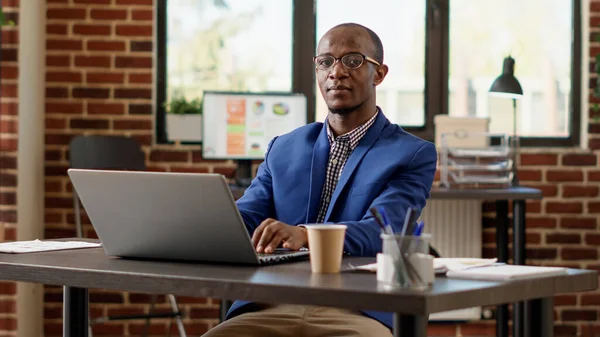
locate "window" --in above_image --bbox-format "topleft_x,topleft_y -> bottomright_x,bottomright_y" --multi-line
157,0 -> 581,147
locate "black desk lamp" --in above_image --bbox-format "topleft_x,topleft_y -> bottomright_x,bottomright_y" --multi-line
489,56 -> 523,186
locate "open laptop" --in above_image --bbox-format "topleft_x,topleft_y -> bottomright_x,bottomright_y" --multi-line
67,169 -> 309,265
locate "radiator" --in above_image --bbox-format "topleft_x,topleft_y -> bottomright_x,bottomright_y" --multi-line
419,199 -> 484,321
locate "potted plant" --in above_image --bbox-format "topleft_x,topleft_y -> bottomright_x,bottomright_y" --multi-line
164,95 -> 203,142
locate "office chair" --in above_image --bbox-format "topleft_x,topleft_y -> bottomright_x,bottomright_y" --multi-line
69,135 -> 187,337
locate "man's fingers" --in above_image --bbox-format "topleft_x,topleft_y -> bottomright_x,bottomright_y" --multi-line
251,218 -> 275,248
264,233 -> 285,254
257,223 -> 282,253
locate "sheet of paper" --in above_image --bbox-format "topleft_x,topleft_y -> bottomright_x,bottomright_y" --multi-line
0,239 -> 101,253
350,257 -> 498,274
446,265 -> 567,281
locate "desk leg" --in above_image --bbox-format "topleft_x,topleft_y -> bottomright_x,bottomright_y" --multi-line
393,313 -> 427,337
495,200 -> 509,337
513,200 -> 527,337
63,286 -> 88,337
528,297 -> 553,337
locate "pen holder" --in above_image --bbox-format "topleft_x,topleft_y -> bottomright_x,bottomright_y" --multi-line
378,234 -> 433,290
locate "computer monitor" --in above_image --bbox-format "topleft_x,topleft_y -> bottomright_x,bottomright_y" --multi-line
202,91 -> 307,186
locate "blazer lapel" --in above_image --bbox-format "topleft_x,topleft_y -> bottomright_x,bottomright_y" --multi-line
306,124 -> 330,223
324,112 -> 387,221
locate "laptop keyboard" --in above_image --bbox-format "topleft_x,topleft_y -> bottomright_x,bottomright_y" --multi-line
258,248 -> 309,265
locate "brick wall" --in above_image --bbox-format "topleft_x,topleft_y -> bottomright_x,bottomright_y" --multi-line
0,0 -> 599,336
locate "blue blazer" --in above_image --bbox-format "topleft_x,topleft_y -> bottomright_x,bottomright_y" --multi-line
227,111 -> 437,329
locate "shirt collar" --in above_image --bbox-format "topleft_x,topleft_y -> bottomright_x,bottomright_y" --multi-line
325,108 -> 379,150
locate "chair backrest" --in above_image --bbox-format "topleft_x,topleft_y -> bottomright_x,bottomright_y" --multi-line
69,135 -> 146,170
68,135 -> 146,238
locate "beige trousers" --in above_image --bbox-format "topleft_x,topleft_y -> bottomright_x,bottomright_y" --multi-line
202,304 -> 393,337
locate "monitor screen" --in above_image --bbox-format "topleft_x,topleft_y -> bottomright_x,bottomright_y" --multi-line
202,91 -> 307,160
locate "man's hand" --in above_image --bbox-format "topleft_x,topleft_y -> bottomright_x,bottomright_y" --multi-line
251,218 -> 308,254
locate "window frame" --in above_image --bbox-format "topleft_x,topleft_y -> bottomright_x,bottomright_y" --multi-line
155,0 -> 582,147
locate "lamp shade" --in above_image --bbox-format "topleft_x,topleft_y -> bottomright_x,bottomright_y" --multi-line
489,56 -> 523,99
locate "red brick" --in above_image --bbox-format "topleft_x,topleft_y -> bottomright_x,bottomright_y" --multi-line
46,71 -> 82,83
546,233 -> 581,244
45,181 -> 62,193
528,217 -> 557,228
46,117 -> 67,129
174,296 -> 207,304
170,167 -> 210,173
0,120 -> 17,133
546,170 -> 584,182
74,0 -> 111,4
0,300 -> 15,314
1,30 -> 18,44
554,294 -> 577,306
581,294 -> 600,306
45,134 -> 74,146
586,234 -> 600,245
114,88 -> 152,99
73,24 -> 111,36
0,139 -> 17,152
129,73 -> 152,84
46,55 -> 70,67
116,0 -> 153,5
527,248 -> 557,260
590,123 -> 600,134
545,201 -> 583,214
72,87 -> 110,99
88,323 -> 124,335
0,66 -> 17,80
1,84 -> 17,98
0,192 -> 16,205
149,150 -> 188,162
132,9 -> 152,21
0,103 -> 18,115
131,134 -> 152,146
562,154 -> 596,166
0,174 -> 16,187
562,185 -> 599,198
460,322 -> 495,336
74,56 -> 111,68
89,291 -> 124,303
560,217 -> 597,229
113,119 -> 152,130
562,309 -> 597,321
86,72 -> 124,84
589,171 -> 600,181
589,138 -> 600,150
0,319 -> 17,330
562,248 -> 598,260
70,118 -> 109,129
592,2 -> 600,12
45,149 -> 62,161
86,40 -> 126,52
0,156 -> 17,169
46,23 -> 68,35
47,39 -> 83,51
189,308 -> 220,318
590,202 -> 600,213
106,307 -> 145,316
520,153 -> 557,166
47,8 -> 86,19
116,24 -> 153,37
128,293 -> 165,303
87,102 -> 125,115
90,9 -> 128,20
130,40 -> 152,52
518,169 -> 542,182
115,56 -> 152,68
214,166 -> 236,178
0,282 -> 16,295
46,102 -> 83,114
1,0 -> 19,8
129,103 -> 152,115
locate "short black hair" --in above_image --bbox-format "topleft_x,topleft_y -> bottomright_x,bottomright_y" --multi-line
332,23 -> 384,64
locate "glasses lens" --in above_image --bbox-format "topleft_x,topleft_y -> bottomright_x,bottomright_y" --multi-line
315,56 -> 335,69
341,54 -> 364,69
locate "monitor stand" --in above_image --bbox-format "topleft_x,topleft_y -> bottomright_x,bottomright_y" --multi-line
235,159 -> 253,188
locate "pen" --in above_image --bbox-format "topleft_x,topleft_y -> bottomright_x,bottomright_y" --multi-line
377,206 -> 394,234
413,221 -> 424,236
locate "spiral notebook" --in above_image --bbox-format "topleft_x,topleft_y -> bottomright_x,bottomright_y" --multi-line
446,264 -> 567,281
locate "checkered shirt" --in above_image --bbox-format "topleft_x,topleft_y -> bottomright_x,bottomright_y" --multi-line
315,111 -> 378,223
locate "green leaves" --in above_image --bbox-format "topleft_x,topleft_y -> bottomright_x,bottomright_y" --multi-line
0,8 -> 16,27
164,95 -> 203,115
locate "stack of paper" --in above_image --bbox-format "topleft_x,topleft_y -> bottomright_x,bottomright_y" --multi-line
0,239 -> 101,253
446,265 -> 567,281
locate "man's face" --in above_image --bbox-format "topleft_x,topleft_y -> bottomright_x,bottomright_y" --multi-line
315,27 -> 385,115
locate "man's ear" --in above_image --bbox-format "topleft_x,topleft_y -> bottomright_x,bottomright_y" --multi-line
373,64 -> 389,86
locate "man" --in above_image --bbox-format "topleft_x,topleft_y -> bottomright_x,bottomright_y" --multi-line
203,23 -> 437,337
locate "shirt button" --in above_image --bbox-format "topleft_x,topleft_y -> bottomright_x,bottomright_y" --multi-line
332,158 -> 338,164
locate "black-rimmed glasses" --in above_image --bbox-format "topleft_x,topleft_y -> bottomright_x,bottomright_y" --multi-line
313,53 -> 381,70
